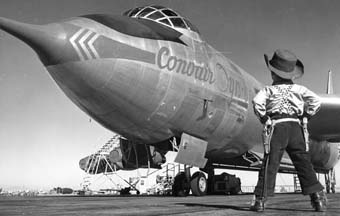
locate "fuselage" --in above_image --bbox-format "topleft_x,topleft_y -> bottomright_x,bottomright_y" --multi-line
43,14 -> 265,160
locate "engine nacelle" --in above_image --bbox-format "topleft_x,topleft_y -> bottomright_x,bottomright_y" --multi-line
79,139 -> 166,174
309,140 -> 340,172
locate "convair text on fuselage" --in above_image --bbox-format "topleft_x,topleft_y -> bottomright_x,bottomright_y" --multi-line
156,46 -> 215,84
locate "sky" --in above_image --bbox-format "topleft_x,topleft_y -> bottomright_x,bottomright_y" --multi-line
1,0 -> 340,190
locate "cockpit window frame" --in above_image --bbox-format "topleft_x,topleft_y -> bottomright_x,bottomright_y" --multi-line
158,18 -> 172,27
170,17 -> 187,29
128,7 -> 143,17
136,7 -> 154,17
161,9 -> 178,17
123,5 -> 200,34
146,11 -> 163,20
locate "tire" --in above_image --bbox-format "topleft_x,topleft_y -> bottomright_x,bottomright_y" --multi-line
172,172 -> 190,196
190,172 -> 207,196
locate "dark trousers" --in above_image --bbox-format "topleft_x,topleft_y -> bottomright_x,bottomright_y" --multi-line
254,121 -> 323,196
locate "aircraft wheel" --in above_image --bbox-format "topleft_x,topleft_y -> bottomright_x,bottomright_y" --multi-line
172,172 -> 190,196
190,172 -> 207,196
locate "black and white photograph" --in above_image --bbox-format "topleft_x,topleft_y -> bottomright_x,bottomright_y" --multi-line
1,0 -> 340,215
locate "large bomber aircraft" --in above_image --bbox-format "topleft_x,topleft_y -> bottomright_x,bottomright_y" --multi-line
1,5 -> 340,196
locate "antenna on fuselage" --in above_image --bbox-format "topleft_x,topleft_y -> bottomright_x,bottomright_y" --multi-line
327,70 -> 334,94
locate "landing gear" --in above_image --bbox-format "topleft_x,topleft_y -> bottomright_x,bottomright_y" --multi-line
190,172 -> 207,196
171,164 -> 241,196
172,171 -> 208,196
172,172 -> 190,196
325,169 -> 336,194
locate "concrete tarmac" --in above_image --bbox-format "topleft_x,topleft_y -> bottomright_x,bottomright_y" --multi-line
0,193 -> 339,216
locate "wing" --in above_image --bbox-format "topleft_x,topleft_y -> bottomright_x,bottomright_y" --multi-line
309,94 -> 340,142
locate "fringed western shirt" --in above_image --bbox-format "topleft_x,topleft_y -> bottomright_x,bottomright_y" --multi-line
252,80 -> 321,123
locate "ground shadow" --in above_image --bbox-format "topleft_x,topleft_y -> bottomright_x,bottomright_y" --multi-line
180,203 -> 323,213
180,203 -> 250,212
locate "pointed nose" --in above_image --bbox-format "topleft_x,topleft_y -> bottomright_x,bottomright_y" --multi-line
0,17 -> 71,66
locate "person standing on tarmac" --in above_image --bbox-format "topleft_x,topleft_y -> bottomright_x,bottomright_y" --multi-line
250,49 -> 327,212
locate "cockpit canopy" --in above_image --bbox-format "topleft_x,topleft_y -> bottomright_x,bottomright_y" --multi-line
123,5 -> 200,35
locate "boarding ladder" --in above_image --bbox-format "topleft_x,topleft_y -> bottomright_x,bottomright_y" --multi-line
81,134 -> 121,190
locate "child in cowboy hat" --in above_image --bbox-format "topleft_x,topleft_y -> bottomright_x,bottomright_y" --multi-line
250,49 -> 327,212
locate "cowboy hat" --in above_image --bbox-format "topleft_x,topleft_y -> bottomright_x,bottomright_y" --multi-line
264,49 -> 304,80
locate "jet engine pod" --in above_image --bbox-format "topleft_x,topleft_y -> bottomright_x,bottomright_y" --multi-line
79,155 -> 111,174
309,140 -> 340,172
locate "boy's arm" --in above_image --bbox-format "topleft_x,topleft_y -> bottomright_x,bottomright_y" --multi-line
252,88 -> 269,124
301,87 -> 321,118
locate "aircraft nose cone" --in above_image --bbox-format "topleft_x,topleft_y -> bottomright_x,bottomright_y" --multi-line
0,17 -> 73,66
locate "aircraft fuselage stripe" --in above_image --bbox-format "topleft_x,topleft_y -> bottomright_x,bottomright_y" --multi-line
84,32 -> 97,59
69,28 -> 100,61
69,28 -> 86,61
79,30 -> 94,59
88,33 -> 100,59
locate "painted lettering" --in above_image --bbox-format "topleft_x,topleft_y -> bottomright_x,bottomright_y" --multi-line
167,56 -> 176,71
157,47 -> 168,69
215,62 -> 247,99
156,47 -> 215,84
186,62 -> 194,76
175,58 -> 186,74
